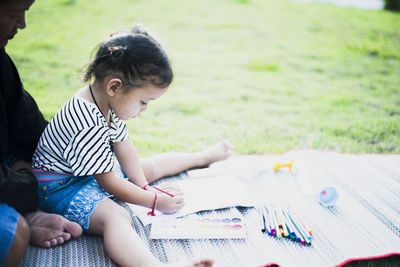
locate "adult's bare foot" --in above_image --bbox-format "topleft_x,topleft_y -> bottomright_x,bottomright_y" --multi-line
24,210 -> 83,248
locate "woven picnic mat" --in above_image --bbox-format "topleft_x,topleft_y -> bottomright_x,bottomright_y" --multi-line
20,150 -> 400,267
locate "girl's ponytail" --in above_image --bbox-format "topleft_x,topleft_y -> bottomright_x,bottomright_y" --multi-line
81,24 -> 172,88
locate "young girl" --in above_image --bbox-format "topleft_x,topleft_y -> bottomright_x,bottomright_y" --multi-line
31,25 -> 233,267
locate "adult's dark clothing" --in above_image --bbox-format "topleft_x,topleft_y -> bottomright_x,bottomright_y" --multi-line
0,48 -> 48,215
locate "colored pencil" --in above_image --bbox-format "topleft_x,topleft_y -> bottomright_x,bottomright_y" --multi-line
289,206 -> 313,236
288,208 -> 312,241
282,209 -> 296,240
287,211 -> 304,243
265,204 -> 276,237
271,204 -> 281,238
262,205 -> 274,235
259,205 -> 268,233
287,210 -> 311,245
277,205 -> 289,237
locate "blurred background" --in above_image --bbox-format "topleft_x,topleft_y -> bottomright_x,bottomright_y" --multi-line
7,0 -> 400,156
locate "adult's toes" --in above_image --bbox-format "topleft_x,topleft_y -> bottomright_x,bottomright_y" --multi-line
41,240 -> 51,248
64,221 -> 83,237
50,239 -> 58,247
62,232 -> 71,241
56,236 -> 65,245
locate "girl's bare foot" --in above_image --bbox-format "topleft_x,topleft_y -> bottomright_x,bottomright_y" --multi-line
25,210 -> 83,248
157,258 -> 214,267
197,140 -> 234,166
186,258 -> 214,267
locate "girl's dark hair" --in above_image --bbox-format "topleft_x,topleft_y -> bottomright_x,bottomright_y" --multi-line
82,24 -> 173,88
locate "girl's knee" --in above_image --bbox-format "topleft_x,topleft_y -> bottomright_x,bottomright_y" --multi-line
90,200 -> 131,234
113,204 -> 131,221
141,158 -> 159,181
102,205 -> 131,230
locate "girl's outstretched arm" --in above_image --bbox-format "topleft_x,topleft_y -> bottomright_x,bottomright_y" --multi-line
95,171 -> 184,214
113,139 -> 148,187
96,171 -> 153,207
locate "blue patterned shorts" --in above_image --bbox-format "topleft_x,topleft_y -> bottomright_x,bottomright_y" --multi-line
35,166 -> 127,232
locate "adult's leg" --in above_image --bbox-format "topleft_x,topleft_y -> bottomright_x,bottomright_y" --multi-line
4,215 -> 29,267
0,204 -> 29,267
89,199 -> 214,267
25,210 -> 83,248
141,141 -> 233,184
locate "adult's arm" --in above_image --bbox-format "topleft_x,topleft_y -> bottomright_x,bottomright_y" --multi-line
0,49 -> 45,214
0,164 -> 38,215
0,49 -> 48,161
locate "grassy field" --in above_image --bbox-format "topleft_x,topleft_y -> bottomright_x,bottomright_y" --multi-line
7,0 -> 400,156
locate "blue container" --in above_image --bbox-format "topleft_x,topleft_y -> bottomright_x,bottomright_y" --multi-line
319,186 -> 339,207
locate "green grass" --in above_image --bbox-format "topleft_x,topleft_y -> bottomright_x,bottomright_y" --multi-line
6,0 -> 400,156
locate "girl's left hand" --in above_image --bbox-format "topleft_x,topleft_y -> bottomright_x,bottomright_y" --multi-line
148,183 -> 184,197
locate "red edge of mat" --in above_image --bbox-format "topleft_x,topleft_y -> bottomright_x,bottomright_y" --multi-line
260,253 -> 400,267
334,252 -> 400,267
259,263 -> 281,267
236,148 -> 400,156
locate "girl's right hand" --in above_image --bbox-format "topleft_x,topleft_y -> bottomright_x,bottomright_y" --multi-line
156,194 -> 184,214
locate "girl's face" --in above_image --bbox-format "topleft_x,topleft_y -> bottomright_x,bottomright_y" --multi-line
110,83 -> 167,121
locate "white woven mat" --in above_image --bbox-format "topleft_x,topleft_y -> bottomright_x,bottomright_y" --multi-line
20,150 -> 400,267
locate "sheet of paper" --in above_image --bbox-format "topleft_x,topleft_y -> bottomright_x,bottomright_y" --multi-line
187,155 -> 274,179
128,175 -> 256,226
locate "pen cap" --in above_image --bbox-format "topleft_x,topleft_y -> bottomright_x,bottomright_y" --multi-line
319,186 -> 339,207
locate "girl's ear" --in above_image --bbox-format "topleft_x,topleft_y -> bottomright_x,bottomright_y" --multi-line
106,78 -> 123,96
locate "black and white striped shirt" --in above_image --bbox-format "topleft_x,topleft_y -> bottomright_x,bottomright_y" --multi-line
32,96 -> 129,176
